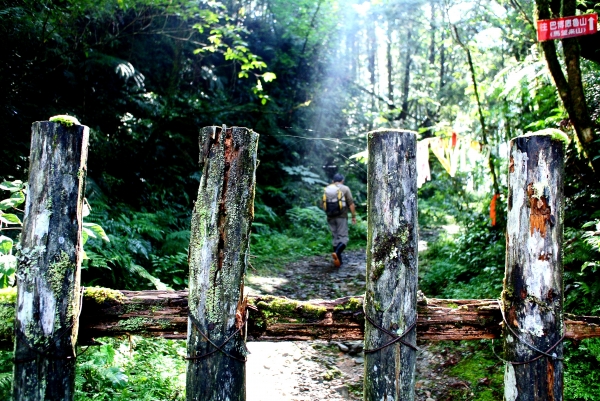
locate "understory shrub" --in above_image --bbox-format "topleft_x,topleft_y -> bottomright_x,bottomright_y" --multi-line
419,218 -> 505,299
75,337 -> 186,401
564,338 -> 600,401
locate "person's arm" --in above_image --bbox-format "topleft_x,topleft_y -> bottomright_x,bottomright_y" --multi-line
344,186 -> 357,224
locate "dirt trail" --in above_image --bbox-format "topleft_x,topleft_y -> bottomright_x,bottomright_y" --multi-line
244,250 -> 472,401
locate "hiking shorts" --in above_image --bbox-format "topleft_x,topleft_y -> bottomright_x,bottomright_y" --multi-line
327,216 -> 349,247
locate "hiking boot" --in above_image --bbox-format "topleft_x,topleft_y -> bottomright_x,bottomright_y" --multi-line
331,252 -> 341,267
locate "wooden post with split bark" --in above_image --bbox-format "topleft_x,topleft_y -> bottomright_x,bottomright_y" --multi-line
503,133 -> 565,401
186,126 -> 258,401
14,120 -> 89,400
364,129 -> 418,401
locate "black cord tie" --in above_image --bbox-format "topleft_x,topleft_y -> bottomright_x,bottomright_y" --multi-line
186,312 -> 248,363
492,299 -> 565,365
363,313 -> 418,353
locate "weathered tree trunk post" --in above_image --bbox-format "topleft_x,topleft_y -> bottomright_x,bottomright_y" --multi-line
503,133 -> 565,401
186,126 -> 258,401
364,129 -> 418,401
14,120 -> 89,400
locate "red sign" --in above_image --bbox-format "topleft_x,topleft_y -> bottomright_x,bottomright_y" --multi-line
537,13 -> 598,41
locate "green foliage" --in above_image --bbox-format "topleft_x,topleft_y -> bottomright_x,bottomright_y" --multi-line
446,341 -> 503,401
419,213 -> 505,300
0,180 -> 25,288
82,197 -> 190,290
564,339 -> 600,400
75,337 -> 186,401
0,179 -> 111,289
0,350 -> 12,400
563,219 -> 600,315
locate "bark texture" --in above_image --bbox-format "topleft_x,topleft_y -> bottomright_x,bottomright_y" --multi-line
364,129 -> 418,401
186,126 -> 258,401
14,121 -> 89,401
504,134 -> 564,401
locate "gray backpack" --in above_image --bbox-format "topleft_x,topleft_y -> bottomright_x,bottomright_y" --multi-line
322,184 -> 346,217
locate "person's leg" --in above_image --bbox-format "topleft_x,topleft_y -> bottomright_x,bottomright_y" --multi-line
328,218 -> 342,267
335,242 -> 346,265
334,217 -> 349,266
327,218 -> 339,247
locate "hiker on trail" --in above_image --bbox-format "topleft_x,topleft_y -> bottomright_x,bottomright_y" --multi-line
322,173 -> 356,267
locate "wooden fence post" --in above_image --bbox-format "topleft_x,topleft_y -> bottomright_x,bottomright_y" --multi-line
364,129 -> 418,401
503,133 -> 565,401
13,120 -> 89,400
186,126 -> 258,401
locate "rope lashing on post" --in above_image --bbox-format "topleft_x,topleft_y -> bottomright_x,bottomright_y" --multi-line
14,286 -> 86,364
363,313 -> 418,354
492,299 -> 565,365
186,311 -> 249,363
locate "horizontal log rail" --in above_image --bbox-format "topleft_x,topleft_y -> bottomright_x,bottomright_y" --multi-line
1,288 -> 599,349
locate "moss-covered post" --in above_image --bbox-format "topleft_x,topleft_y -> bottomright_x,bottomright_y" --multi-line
364,129 -> 418,401
503,133 -> 565,401
186,126 -> 258,401
13,119 -> 89,400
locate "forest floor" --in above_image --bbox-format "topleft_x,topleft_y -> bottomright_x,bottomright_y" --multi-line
244,249 -> 498,401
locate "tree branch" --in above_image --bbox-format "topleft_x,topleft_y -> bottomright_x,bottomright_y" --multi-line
451,24 -> 500,194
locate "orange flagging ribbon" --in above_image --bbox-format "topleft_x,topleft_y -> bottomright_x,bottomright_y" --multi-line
490,193 -> 500,226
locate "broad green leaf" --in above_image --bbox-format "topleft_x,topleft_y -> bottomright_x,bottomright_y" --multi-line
262,72 -> 277,82
0,180 -> 24,192
0,213 -> 22,225
0,235 -> 13,255
10,190 -> 25,205
0,254 -> 17,287
208,34 -> 221,45
0,199 -> 17,211
0,191 -> 25,210
0,254 -> 17,271
350,150 -> 368,163
82,227 -> 91,246
83,222 -> 110,242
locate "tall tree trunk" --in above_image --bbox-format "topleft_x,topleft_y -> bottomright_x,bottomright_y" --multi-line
186,126 -> 258,401
439,30 -> 446,90
364,130 -> 418,401
535,0 -> 598,170
452,25 -> 500,194
429,1 -> 436,65
14,121 -> 89,401
398,29 -> 413,122
387,20 -> 394,109
503,133 -> 565,401
367,25 -> 377,130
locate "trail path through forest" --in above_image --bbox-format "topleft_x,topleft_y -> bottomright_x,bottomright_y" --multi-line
244,250 -> 480,401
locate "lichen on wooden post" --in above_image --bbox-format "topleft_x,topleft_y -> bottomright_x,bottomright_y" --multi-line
364,129 -> 418,401
186,126 -> 258,401
504,133 -> 565,401
13,120 -> 89,400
